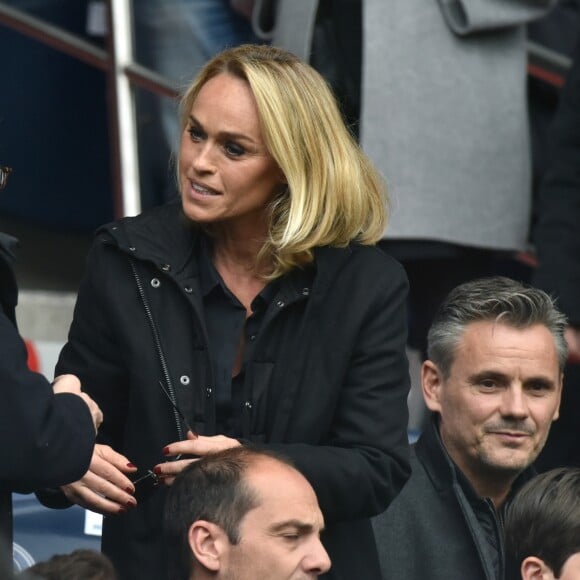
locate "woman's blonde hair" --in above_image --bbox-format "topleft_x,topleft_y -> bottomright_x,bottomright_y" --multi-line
179,44 -> 388,278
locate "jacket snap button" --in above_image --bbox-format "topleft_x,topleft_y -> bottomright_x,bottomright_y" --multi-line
161,263 -> 171,272
129,246 -> 136,252
244,401 -> 252,410
180,375 -> 190,386
276,299 -> 285,308
184,286 -> 193,293
206,387 -> 213,397
302,287 -> 310,296
150,278 -> 160,288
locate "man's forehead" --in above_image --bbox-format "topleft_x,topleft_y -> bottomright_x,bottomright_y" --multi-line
243,459 -> 324,527
449,320 -> 560,374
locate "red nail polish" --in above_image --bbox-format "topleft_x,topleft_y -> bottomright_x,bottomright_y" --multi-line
125,487 -> 134,494
118,507 -> 127,514
163,446 -> 170,455
126,500 -> 137,509
127,462 -> 137,469
153,466 -> 162,475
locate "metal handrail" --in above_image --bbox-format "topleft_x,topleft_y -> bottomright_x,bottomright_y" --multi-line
0,1 -> 178,219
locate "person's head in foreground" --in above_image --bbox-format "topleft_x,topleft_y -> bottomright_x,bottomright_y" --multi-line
505,467 -> 580,580
423,276 -> 566,506
177,43 -> 386,279
164,447 -> 331,580
20,549 -> 117,580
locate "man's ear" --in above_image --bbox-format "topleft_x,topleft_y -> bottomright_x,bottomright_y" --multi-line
421,360 -> 444,413
188,521 -> 229,573
521,556 -> 555,580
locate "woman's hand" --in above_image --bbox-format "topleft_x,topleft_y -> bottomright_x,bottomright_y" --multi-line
153,431 -> 241,486
62,443 -> 138,515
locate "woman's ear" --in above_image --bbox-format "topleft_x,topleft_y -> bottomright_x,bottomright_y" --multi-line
188,520 -> 230,573
521,556 -> 555,580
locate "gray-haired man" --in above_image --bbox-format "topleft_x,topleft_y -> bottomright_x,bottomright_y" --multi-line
374,276 -> 566,580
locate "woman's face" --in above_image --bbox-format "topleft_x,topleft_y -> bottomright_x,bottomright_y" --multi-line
179,73 -> 284,237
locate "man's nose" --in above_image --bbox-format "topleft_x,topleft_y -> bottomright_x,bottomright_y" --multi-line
303,538 -> 331,575
500,386 -> 528,419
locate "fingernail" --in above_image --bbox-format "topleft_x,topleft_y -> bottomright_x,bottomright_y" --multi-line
153,466 -> 162,475
190,430 -> 199,439
162,446 -> 170,456
125,487 -> 134,494
126,500 -> 137,509
118,507 -> 127,514
127,462 -> 137,469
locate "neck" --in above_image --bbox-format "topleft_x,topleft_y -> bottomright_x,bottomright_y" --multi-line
211,230 -> 272,279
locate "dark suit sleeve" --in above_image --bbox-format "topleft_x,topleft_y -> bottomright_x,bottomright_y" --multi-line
0,312 -> 95,492
532,37 -> 580,325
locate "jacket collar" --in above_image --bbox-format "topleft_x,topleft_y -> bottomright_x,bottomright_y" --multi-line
99,200 -> 358,299
416,414 -> 536,500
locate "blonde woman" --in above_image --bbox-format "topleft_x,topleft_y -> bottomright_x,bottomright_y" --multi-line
44,45 -> 411,580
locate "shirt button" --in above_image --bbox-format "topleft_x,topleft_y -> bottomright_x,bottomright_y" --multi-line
129,246 -> 136,252
206,387 -> 213,398
302,287 -> 310,296
150,278 -> 160,288
179,375 -> 190,386
276,299 -> 285,308
244,401 -> 252,410
161,263 -> 171,272
184,286 -> 193,293
249,334 -> 257,341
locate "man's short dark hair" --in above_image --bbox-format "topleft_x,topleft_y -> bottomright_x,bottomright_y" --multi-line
20,549 -> 117,580
164,446 -> 294,580
427,276 -> 567,377
505,467 -> 580,578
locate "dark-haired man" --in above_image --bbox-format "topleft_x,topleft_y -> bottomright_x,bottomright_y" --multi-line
505,467 -> 580,580
374,276 -> 565,580
164,447 -> 331,580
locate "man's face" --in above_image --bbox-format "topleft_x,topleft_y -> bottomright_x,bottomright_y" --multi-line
423,321 -> 562,488
220,460 -> 331,580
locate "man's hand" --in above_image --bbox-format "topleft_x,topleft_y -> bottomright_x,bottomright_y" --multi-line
62,444 -> 138,515
52,374 -> 103,432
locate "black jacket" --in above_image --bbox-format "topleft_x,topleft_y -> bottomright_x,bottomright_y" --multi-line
373,416 -> 535,580
0,232 -> 95,552
50,201 -> 411,580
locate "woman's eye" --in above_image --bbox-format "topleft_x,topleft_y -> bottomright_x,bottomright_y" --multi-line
188,126 -> 203,141
224,142 -> 245,157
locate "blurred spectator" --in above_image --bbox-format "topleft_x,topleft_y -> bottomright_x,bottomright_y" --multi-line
19,549 -> 117,580
532,27 -> 580,470
504,467 -> 580,580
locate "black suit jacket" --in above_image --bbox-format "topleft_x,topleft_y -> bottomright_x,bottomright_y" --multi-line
0,232 -> 95,552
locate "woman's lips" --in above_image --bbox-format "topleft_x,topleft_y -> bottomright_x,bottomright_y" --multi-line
190,181 -> 220,196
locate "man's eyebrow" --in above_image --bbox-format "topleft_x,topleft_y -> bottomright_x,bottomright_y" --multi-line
468,371 -> 509,384
268,520 -> 323,534
468,370 -> 556,389
187,115 -> 254,143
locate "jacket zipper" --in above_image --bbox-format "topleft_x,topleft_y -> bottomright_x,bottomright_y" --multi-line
129,257 -> 184,441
